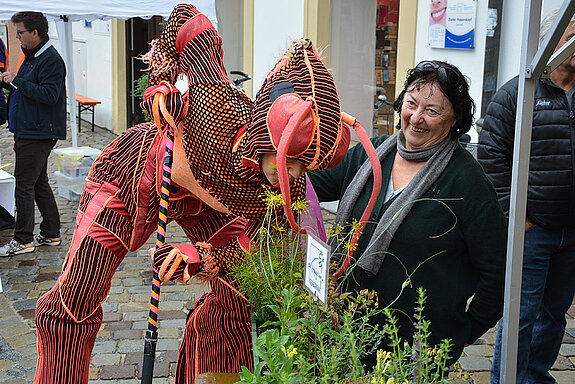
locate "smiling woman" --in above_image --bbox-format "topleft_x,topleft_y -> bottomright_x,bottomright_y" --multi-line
309,60 -> 507,368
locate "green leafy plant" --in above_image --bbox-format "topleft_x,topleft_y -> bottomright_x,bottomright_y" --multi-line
231,189 -> 467,383
131,72 -> 152,122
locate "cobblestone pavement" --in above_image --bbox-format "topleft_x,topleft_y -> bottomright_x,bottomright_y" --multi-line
0,121 -> 574,383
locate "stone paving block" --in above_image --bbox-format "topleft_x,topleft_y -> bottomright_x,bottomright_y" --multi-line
154,300 -> 185,311
89,367 -> 100,381
113,329 -> 143,340
132,320 -> 149,330
551,370 -> 575,384
123,351 -> 143,365
99,364 -> 136,380
560,343 -> 575,356
127,286 -> 152,294
159,309 -> 187,320
104,320 -> 132,331
158,319 -> 186,329
552,355 -> 574,370
131,293 -> 153,302
96,330 -> 112,340
90,353 -> 122,366
117,339 -> 143,353
458,356 -> 492,371
122,277 -> 143,287
108,286 -> 124,295
107,292 -> 130,303
101,302 -> 118,313
470,371 -> 490,384
11,283 -> 35,292
157,338 -> 181,351
165,292 -> 194,301
158,327 -> 180,339
0,318 -> 33,337
6,332 -> 36,350
36,281 -> 57,291
102,312 -> 122,322
93,340 -> 117,354
117,302 -> 148,313
463,344 -> 493,357
123,311 -> 148,322
0,359 -> 16,371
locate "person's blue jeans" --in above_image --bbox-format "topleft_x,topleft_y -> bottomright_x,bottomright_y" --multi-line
491,224 -> 575,384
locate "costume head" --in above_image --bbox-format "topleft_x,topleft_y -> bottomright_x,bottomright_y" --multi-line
242,38 -> 349,173
140,4 -> 349,230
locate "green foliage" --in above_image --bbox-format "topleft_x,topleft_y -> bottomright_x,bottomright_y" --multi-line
373,288 -> 468,384
230,187 -> 307,323
131,72 -> 152,122
132,72 -> 149,99
232,189 -> 467,383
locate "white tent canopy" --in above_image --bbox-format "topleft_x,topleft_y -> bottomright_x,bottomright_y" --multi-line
0,1 -> 217,146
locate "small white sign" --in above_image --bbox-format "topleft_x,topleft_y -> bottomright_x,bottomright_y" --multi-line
304,233 -> 330,307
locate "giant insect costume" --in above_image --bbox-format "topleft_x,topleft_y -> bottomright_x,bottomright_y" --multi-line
34,4 -> 351,383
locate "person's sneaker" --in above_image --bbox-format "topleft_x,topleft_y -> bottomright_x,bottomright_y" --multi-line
34,234 -> 62,247
0,239 -> 36,256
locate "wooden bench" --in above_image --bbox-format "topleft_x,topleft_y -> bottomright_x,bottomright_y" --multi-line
67,92 -> 101,132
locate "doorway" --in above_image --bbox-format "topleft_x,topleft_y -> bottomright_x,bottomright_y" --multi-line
125,16 -> 164,127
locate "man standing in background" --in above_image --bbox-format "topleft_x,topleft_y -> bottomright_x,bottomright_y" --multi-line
0,11 -> 66,256
478,9 -> 575,384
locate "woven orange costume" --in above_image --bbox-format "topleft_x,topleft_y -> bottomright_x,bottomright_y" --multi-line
34,4 -> 348,383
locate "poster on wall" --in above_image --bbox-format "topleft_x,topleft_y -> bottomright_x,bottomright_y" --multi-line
429,0 -> 476,50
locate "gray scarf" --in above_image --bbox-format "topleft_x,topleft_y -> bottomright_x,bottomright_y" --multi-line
331,130 -> 458,276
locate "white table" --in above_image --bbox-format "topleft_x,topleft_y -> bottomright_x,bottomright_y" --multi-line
0,169 -> 15,216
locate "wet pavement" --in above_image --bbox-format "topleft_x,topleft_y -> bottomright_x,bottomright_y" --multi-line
0,120 -> 574,383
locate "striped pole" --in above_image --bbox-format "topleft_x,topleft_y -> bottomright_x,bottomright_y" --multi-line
142,127 -> 174,384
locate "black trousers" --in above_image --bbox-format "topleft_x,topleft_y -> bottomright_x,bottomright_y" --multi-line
13,138 -> 60,244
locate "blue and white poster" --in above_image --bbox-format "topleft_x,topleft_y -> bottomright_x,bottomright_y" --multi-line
429,0 -> 476,50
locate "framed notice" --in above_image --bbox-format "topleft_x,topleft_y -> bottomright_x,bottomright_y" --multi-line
429,0 -> 476,50
304,233 -> 330,307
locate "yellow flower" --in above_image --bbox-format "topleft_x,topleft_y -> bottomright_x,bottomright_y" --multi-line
260,186 -> 285,207
291,199 -> 309,214
281,345 -> 297,359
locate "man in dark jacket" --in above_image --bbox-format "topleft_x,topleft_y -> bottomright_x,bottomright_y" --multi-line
0,11 -> 66,256
478,9 -> 575,384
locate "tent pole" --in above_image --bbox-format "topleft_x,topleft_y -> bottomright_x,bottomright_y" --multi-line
56,17 -> 78,147
499,0 -> 540,382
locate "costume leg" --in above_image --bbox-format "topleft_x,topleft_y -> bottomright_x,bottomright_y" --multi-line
176,276 -> 253,383
35,181 -> 132,384
528,225 -> 575,383
13,139 -> 57,244
491,225 -> 550,384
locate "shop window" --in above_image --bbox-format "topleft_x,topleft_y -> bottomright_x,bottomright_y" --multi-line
374,0 -> 399,136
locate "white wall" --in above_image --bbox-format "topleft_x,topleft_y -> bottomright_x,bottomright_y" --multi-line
49,19 -> 113,131
415,0 -> 489,138
252,0 -> 305,94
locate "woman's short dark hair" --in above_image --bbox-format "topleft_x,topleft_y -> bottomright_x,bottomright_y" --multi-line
392,60 -> 476,139
12,12 -> 49,39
